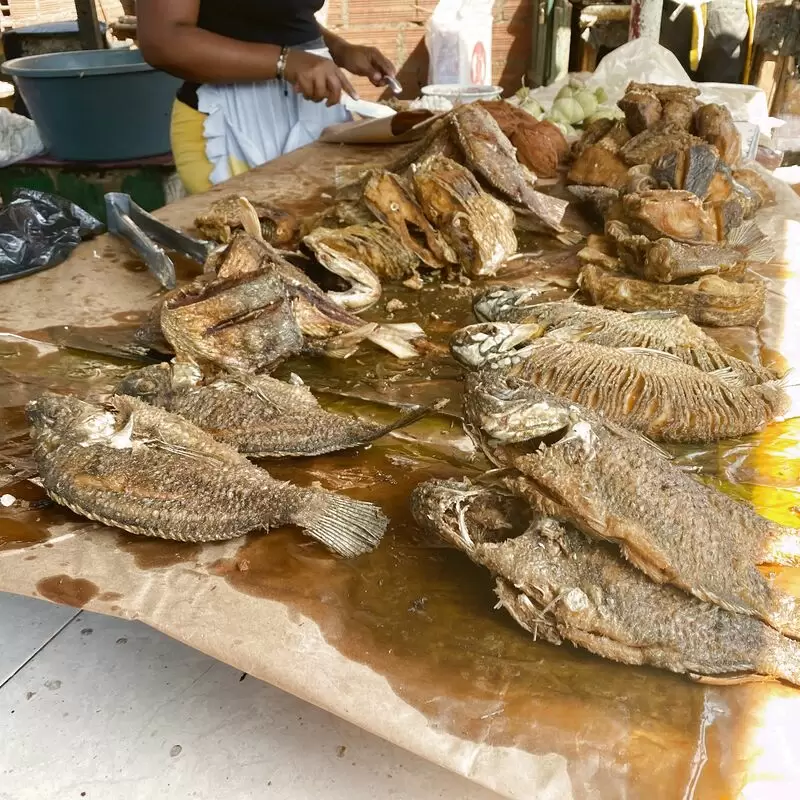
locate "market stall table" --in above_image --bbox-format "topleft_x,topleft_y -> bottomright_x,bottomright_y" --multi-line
2,140 -> 800,800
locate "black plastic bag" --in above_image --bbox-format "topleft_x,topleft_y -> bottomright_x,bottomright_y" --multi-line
0,188 -> 104,282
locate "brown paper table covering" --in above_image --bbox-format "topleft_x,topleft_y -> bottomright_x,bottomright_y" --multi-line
1,141 -> 800,799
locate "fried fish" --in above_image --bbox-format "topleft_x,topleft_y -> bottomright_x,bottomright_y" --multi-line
28,393 -> 388,557
578,263 -> 766,327
469,295 -> 775,383
450,331 -> 787,442
115,362 -> 435,458
462,375 -> 800,638
195,195 -> 297,246
412,479 -> 800,686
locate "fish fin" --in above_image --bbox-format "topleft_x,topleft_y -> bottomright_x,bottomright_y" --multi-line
377,399 -> 448,438
145,438 -> 225,464
726,221 -> 775,263
628,309 -> 681,320
618,346 -> 683,362
322,323 -> 379,359
708,366 -> 747,388
688,672 -> 776,686
367,325 -> 422,359
237,197 -> 264,240
380,322 -> 426,339
301,493 -> 388,557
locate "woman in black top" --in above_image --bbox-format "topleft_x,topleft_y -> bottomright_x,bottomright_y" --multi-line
138,0 -> 396,193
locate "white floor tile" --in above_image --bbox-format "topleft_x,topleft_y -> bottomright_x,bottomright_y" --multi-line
0,593 -> 77,685
0,605 -> 501,800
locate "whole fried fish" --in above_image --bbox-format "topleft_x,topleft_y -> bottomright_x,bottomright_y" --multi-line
195,195 -> 297,246
412,479 -> 800,685
28,393 -> 387,557
411,155 -> 517,276
607,219 -> 773,283
450,104 -> 569,235
463,375 -> 800,638
579,263 -> 766,327
362,170 -> 455,270
469,295 -> 775,384
115,362 -> 434,457
451,332 -> 787,442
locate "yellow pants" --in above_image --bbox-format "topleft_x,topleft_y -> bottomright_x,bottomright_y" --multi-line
170,98 -> 250,195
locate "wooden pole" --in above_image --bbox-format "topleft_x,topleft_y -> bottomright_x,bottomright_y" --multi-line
75,0 -> 105,50
628,0 -> 664,41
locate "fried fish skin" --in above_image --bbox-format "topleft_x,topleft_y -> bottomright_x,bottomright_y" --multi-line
411,155 -> 517,277
466,296 -> 776,384
116,362 -> 432,458
451,331 -> 787,442
578,263 -> 766,328
412,479 -> 800,686
195,195 -> 297,246
28,393 -> 387,557
462,374 -> 800,639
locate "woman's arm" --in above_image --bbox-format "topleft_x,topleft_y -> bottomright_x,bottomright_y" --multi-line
137,0 -> 357,103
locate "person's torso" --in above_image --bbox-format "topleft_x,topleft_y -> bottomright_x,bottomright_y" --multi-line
197,0 -> 324,46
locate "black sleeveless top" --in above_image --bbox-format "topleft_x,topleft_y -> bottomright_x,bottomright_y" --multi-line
177,0 -> 324,108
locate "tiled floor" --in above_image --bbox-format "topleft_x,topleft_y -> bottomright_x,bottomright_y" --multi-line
0,592 -> 502,800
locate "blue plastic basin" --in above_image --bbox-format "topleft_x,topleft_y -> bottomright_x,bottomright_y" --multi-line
1,49 -> 181,162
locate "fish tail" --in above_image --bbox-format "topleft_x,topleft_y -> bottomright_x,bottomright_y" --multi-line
726,221 -> 775,263
298,492 -> 388,558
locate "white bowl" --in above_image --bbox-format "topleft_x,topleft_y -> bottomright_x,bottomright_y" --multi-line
421,84 -> 502,105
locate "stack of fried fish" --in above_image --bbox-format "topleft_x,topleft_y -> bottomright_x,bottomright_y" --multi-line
193,103 -> 574,289
569,82 -> 776,327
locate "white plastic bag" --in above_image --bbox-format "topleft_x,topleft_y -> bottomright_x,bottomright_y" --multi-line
0,108 -> 44,168
425,0 -> 494,86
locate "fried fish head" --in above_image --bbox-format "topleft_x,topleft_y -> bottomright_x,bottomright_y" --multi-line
450,322 -> 545,370
472,286 -> 543,323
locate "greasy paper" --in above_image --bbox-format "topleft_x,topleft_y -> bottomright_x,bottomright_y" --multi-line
319,110 -> 439,145
1,142 -> 800,800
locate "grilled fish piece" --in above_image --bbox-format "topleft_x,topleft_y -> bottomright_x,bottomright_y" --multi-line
625,82 -> 700,104
451,331 -> 787,442
161,267 -> 305,374
618,88 -> 662,134
695,103 -> 741,166
469,296 -> 775,384
733,168 -> 776,208
300,199 -> 375,237
579,263 -> 766,327
620,126 -> 706,167
652,144 -> 721,199
567,185 -> 621,221
362,170 -> 455,270
567,145 -> 631,190
607,219 -> 773,283
607,190 -> 722,243
115,362 -> 433,458
28,393 -> 387,557
386,117 -> 463,176
661,99 -> 696,130
463,375 -> 800,638
412,155 -> 517,277
450,104 -> 569,235
572,118 -> 632,160
195,195 -> 297,246
412,479 -> 800,686
303,224 -> 413,289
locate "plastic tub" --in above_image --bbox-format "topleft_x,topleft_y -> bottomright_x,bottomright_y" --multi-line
1,49 -> 181,162
421,84 -> 502,106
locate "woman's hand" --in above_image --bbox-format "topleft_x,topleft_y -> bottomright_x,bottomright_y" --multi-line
329,42 -> 396,87
284,50 -> 358,106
